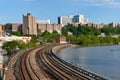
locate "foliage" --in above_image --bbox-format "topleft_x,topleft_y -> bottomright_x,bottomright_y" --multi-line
39,40 -> 44,46
39,30 -> 60,43
26,41 -> 36,48
52,30 -> 60,37
62,25 -> 101,36
30,35 -> 38,43
101,26 -> 120,35
2,40 -> 27,54
17,41 -> 27,49
11,31 -> 22,36
3,23 -> 12,30
62,27 -> 68,36
2,40 -> 18,54
61,25 -> 120,45
68,35 -> 120,45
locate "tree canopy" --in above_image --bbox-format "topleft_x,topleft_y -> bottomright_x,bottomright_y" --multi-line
2,40 -> 26,54
11,31 -> 22,36
62,25 -> 120,45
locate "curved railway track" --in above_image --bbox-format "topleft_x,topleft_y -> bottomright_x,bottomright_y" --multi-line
20,48 -> 53,80
20,49 -> 34,80
19,45 -> 107,80
38,50 -> 72,79
36,45 -> 93,80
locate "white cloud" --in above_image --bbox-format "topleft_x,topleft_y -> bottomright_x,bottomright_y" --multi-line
68,0 -> 120,8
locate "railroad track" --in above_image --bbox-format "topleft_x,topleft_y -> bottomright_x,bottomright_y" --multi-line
27,48 -> 52,80
47,52 -> 92,80
36,45 -> 93,80
37,45 -> 72,80
20,49 -> 34,80
20,48 -> 53,80
39,51 -> 72,79
18,44 -> 107,80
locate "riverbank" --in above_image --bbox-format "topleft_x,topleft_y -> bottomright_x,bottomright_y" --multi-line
74,43 -> 120,48
52,44 -> 72,54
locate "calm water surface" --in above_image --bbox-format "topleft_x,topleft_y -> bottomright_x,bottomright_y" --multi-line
58,45 -> 120,80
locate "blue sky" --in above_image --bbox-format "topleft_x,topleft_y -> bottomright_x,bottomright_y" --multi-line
0,0 -> 120,24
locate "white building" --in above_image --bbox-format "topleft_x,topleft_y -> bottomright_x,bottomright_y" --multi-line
58,14 -> 88,26
73,15 -> 88,24
37,20 -> 50,24
58,16 -> 73,26
109,22 -> 119,28
0,36 -> 31,47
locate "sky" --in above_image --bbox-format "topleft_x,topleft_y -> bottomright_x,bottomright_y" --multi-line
0,0 -> 120,24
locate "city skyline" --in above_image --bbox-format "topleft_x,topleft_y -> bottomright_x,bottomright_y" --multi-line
0,0 -> 120,24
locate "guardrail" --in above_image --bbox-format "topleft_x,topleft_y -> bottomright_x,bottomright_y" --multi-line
50,48 -> 108,80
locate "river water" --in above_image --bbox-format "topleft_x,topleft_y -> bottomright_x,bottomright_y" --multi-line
57,45 -> 120,80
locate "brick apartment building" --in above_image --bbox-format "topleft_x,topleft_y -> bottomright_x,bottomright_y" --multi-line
11,24 -> 22,32
55,36 -> 67,44
37,24 -> 62,34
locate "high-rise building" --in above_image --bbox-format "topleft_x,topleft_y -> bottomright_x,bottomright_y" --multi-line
58,15 -> 88,26
23,13 -> 37,35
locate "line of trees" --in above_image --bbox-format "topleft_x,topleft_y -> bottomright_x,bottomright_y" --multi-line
65,35 -> 120,45
62,25 -> 120,36
62,25 -> 120,45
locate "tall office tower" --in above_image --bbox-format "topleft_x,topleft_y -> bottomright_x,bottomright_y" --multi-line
23,13 -> 37,35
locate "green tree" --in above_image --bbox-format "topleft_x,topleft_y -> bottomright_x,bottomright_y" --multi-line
11,31 -> 22,36
3,23 -> 12,32
2,40 -> 27,55
2,40 -> 19,54
41,30 -> 52,43
39,40 -> 44,46
52,30 -> 60,37
17,41 -> 27,49
62,27 -> 68,35
31,35 -> 38,43
26,41 -> 36,48
42,30 -> 51,38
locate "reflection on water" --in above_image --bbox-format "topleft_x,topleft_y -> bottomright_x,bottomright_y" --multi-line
58,45 -> 120,80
